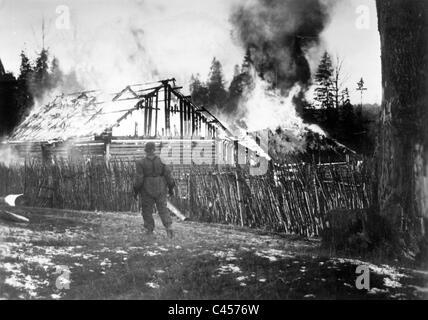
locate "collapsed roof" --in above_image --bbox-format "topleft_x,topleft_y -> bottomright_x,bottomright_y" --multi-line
7,79 -> 354,163
8,80 -> 228,143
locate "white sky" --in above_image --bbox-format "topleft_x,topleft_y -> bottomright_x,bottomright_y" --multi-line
0,0 -> 381,104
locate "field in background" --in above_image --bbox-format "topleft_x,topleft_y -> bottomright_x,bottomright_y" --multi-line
0,160 -> 371,237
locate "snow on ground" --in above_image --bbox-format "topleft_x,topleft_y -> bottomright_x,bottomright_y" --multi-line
254,248 -> 295,262
0,207 -> 428,299
333,257 -> 408,290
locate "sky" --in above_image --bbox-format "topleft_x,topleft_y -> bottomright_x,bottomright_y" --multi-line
0,0 -> 381,104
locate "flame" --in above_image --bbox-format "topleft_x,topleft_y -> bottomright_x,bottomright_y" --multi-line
236,72 -> 326,155
239,75 -> 304,133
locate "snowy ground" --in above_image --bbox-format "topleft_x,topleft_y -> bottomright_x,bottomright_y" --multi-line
0,206 -> 427,300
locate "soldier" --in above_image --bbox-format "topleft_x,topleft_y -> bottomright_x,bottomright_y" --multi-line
133,142 -> 175,238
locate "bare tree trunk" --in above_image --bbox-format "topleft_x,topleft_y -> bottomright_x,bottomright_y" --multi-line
376,0 -> 428,251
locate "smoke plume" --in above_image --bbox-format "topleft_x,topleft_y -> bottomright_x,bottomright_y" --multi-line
231,0 -> 332,94
0,141 -> 23,167
226,0 -> 335,157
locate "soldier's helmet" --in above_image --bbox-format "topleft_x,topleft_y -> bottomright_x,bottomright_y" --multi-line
144,142 -> 156,153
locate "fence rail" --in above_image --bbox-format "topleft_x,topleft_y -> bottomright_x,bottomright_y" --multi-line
0,159 -> 372,237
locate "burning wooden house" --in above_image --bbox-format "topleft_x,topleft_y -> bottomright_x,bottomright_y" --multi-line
6,79 -> 267,166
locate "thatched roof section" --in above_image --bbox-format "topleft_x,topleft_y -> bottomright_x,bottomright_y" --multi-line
9,91 -> 138,142
8,80 -> 179,143
8,79 -> 238,146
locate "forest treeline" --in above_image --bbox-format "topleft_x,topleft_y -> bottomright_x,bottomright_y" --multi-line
0,49 -> 81,136
189,51 -> 379,155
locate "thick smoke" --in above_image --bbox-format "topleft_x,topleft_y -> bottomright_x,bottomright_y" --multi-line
227,0 -> 335,158
231,0 -> 332,94
0,141 -> 23,167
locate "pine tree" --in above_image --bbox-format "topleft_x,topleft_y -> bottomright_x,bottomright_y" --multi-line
16,51 -> 34,124
332,56 -> 344,109
32,48 -> 50,99
50,57 -> 64,89
0,60 -> 19,134
5,49 -> 81,132
206,57 -> 228,110
339,87 -> 356,143
241,47 -> 253,73
314,51 -> 334,109
227,74 -> 244,114
340,88 -> 350,106
189,74 -> 209,107
18,51 -> 33,83
225,51 -> 257,115
356,77 -> 366,110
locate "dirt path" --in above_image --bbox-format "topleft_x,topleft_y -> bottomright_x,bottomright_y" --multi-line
1,207 -> 427,300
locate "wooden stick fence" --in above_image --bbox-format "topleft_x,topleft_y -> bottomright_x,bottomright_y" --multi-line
0,159 -> 372,236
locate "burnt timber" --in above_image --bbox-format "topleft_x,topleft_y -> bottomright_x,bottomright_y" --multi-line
6,79 -> 265,166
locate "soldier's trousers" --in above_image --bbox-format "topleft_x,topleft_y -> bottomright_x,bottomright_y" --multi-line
140,193 -> 172,231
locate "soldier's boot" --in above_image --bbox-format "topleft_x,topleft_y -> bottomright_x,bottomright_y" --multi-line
166,228 -> 174,239
156,196 -> 173,239
141,200 -> 155,236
